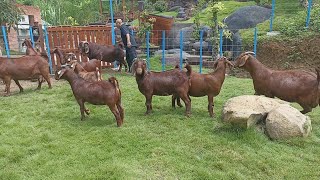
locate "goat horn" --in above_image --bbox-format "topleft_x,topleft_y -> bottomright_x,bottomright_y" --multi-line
244,51 -> 255,55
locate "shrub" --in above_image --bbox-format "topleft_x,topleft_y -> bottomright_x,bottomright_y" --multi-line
154,1 -> 168,12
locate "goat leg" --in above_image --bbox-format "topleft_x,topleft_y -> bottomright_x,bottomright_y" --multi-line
77,100 -> 86,120
172,95 -> 183,108
42,74 -> 52,89
3,77 -> 12,96
145,95 -> 153,115
172,95 -> 177,108
35,78 -> 42,90
109,105 -> 123,127
13,79 -> 24,93
300,104 -> 312,114
208,95 -> 215,118
180,93 -> 191,117
116,102 -> 124,123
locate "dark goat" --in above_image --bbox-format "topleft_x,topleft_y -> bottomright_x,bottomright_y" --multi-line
55,66 -> 124,127
132,59 -> 192,116
78,41 -> 127,72
234,51 -> 320,114
0,56 -> 52,95
173,57 -> 234,117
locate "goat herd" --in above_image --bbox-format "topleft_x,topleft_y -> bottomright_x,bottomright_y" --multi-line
0,39 -> 319,127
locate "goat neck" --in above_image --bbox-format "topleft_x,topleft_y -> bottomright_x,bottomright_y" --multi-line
244,55 -> 271,78
54,49 -> 65,65
212,61 -> 227,81
62,69 -> 83,86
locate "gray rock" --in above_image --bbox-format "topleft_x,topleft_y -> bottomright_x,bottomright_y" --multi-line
168,6 -> 181,11
192,41 -> 209,51
222,95 -> 289,128
266,104 -> 312,140
224,5 -> 272,30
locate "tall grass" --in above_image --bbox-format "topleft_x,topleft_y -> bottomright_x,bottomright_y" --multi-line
0,62 -> 319,179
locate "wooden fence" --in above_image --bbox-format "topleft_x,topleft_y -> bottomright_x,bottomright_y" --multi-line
47,25 -> 113,70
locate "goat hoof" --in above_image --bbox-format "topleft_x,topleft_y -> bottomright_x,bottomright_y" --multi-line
185,113 -> 191,117
85,109 -> 90,115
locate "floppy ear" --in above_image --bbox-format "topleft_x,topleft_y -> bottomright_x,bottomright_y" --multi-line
238,55 -> 249,67
70,62 -> 77,71
57,68 -> 67,79
131,61 -> 137,76
225,59 -> 234,69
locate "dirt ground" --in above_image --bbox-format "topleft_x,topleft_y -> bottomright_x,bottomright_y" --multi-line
231,35 -> 320,77
0,76 -> 59,96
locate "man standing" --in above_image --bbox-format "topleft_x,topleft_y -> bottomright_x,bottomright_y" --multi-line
115,19 -> 137,72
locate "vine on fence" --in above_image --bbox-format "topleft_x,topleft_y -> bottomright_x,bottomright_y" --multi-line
136,11 -> 156,45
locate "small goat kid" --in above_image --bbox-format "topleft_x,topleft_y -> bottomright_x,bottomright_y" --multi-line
70,61 -> 102,81
55,66 -> 124,127
132,59 -> 192,116
172,57 -> 233,117
234,51 -> 320,114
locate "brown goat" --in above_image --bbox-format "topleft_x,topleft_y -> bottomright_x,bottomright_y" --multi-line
52,48 -> 78,65
55,66 -> 124,127
0,56 -> 52,95
173,57 -> 234,117
78,41 -> 127,72
234,51 -> 320,114
22,39 -> 48,58
132,59 -> 192,116
70,61 -> 102,81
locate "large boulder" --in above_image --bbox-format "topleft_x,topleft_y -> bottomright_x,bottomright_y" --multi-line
222,95 -> 288,128
222,95 -> 312,140
266,104 -> 312,140
224,5 -> 272,30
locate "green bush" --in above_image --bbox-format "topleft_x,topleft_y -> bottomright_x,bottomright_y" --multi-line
154,0 -> 168,12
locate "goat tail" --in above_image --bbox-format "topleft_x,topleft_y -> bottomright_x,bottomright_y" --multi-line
108,77 -> 120,96
185,64 -> 192,77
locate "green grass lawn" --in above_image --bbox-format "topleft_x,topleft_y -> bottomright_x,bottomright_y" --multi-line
0,61 -> 320,179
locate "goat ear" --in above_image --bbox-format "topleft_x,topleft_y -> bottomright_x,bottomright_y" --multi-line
238,55 -> 249,67
225,59 -> 234,68
70,63 -> 77,71
131,61 -> 136,76
57,69 -> 66,79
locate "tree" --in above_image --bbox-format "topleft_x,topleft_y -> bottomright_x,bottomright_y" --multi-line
0,0 -> 23,26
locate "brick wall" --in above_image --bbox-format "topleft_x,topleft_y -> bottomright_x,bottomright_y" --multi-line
7,4 -> 42,51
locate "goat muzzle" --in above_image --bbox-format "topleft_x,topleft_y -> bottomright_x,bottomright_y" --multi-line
136,68 -> 143,75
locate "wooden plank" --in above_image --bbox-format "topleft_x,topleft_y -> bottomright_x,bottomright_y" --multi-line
52,31 -> 59,48
96,30 -> 103,44
73,29 -> 79,52
68,29 -> 74,50
58,30 -> 63,48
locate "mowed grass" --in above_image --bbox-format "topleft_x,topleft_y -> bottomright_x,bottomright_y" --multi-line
0,62 -> 320,179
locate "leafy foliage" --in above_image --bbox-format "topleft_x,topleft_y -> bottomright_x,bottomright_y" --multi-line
0,0 -> 23,26
154,0 -> 168,12
136,11 -> 156,43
